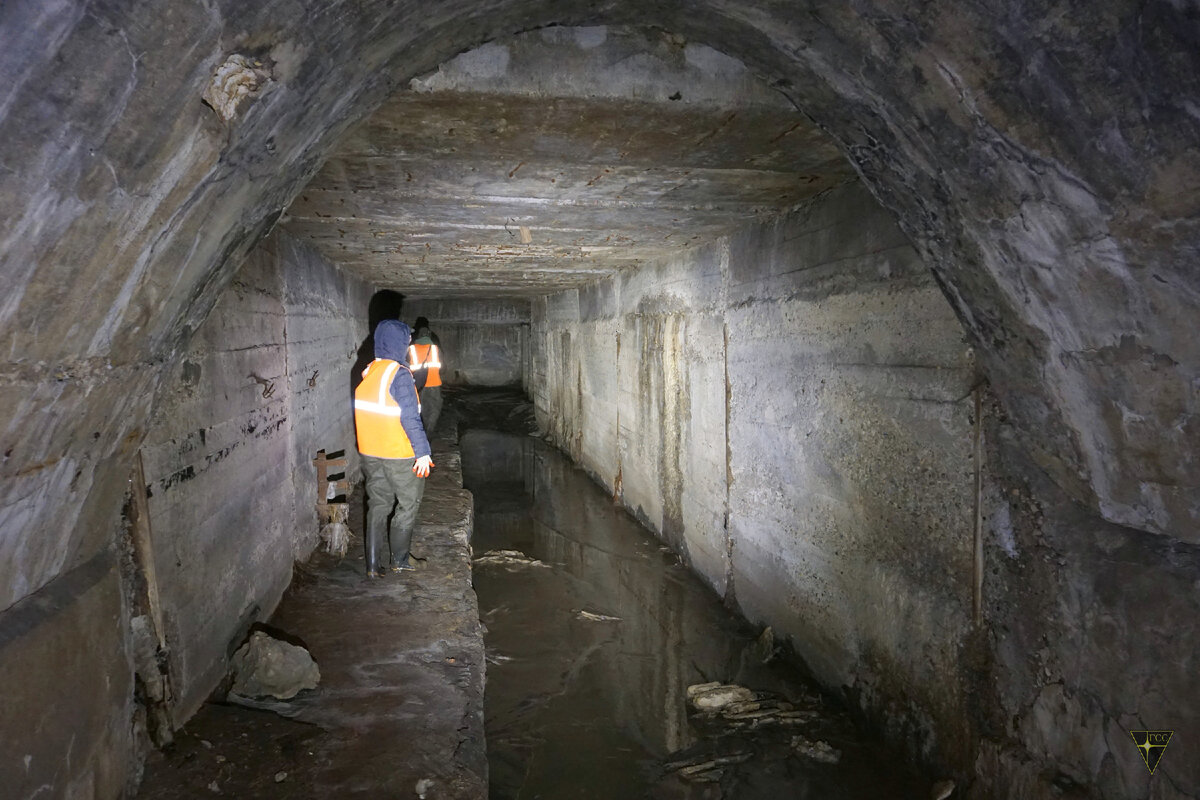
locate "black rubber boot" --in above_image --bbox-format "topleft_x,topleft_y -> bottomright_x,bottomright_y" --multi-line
365,528 -> 384,578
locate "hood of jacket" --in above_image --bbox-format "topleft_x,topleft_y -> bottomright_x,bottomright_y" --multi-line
374,319 -> 411,362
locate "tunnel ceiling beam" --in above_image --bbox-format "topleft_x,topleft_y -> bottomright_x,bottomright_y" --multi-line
283,58 -> 851,297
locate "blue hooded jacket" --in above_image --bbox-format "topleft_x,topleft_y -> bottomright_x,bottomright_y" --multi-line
373,320 -> 431,458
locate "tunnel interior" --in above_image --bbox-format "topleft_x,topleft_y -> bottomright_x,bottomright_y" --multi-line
2,5 -> 1198,800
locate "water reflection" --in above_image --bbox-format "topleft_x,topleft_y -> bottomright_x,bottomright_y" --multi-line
464,430 -> 925,799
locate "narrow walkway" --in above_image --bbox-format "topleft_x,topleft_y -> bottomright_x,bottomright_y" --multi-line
137,426 -> 486,798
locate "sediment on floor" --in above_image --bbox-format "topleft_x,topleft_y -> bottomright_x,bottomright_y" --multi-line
136,424 -> 486,799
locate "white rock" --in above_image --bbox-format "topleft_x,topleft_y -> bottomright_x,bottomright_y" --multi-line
202,55 -> 273,122
932,779 -> 956,800
473,550 -> 549,568
791,735 -> 841,764
687,683 -> 756,710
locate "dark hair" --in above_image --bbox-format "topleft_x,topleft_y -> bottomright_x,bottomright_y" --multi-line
413,316 -> 430,332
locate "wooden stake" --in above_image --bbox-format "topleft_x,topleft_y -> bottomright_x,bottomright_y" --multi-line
131,452 -> 167,650
972,386 -> 984,625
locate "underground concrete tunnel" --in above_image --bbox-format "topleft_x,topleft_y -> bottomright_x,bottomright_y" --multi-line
1,5 -> 1198,800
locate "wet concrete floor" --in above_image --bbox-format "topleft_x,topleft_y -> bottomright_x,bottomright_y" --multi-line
464,425 -> 931,800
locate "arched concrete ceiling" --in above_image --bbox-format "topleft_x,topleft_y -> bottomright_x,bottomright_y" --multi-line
1,0 -> 1197,611
282,28 -> 852,297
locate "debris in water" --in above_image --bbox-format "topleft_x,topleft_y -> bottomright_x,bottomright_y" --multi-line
473,549 -> 550,569
415,777 -> 435,797
682,767 -> 724,782
932,779 -> 957,799
483,602 -> 511,619
666,751 -> 752,777
687,682 -> 821,728
791,735 -> 841,764
687,682 -> 756,710
577,610 -> 621,622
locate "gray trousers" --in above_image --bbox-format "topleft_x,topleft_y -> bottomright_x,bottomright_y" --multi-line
362,454 -> 426,568
420,385 -> 443,435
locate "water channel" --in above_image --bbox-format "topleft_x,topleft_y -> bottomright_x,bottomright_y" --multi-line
461,425 -> 930,799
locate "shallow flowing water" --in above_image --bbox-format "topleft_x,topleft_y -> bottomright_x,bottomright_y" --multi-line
462,428 -> 929,800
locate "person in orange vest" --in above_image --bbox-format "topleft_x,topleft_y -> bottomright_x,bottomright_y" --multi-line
354,320 -> 434,578
408,317 -> 443,435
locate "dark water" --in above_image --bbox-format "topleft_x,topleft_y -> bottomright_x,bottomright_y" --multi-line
462,429 -> 929,800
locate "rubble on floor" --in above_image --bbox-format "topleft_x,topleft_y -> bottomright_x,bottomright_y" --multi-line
136,424 -> 486,799
229,631 -> 320,701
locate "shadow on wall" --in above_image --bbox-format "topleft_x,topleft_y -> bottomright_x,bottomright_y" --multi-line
351,290 -> 407,400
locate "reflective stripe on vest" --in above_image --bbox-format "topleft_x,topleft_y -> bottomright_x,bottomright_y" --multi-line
407,343 -> 442,387
354,359 -> 417,458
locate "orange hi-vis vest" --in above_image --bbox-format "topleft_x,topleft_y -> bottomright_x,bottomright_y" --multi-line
354,359 -> 419,458
407,343 -> 442,388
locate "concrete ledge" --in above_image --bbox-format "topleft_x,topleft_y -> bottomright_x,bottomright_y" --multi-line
138,433 -> 486,798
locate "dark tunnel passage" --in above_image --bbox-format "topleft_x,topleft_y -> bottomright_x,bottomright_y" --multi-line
1,6 -> 1199,800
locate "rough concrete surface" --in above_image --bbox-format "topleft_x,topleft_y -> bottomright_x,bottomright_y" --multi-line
140,230 -> 371,722
0,556 -> 132,800
532,181 -> 980,774
137,427 -> 486,799
972,401 -> 1200,799
530,179 -> 1199,798
285,27 -> 848,297
0,4 -> 1197,798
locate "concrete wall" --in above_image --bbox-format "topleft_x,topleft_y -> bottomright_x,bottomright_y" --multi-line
1,4 -> 1196,796
722,200 -> 978,766
974,402 -> 1200,800
531,180 -> 979,768
530,180 -> 1200,797
404,299 -> 530,386
0,551 -> 133,799
140,231 -> 370,721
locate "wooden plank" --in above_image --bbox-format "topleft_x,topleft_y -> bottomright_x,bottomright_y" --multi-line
131,451 -> 166,650
972,386 -> 984,626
